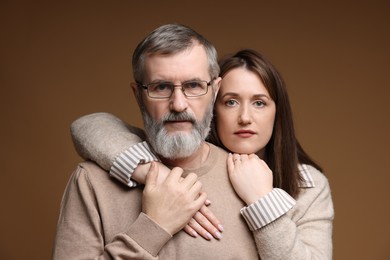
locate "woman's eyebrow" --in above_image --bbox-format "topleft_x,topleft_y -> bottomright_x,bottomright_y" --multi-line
222,92 -> 271,99
221,92 -> 239,98
253,94 -> 271,100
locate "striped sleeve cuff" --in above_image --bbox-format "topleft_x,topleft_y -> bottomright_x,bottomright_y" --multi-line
109,141 -> 159,187
240,188 -> 296,231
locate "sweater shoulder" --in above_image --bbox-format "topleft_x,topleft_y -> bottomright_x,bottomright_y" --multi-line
71,160 -> 117,188
76,160 -> 107,177
302,164 -> 330,190
70,160 -> 133,199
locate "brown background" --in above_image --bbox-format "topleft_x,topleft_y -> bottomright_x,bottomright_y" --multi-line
1,1 -> 389,259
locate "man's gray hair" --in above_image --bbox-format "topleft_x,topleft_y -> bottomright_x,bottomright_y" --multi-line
132,24 -> 219,84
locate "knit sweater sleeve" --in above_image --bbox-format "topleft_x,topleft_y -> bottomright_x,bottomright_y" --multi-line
251,167 -> 334,259
52,164 -> 171,259
70,112 -> 159,187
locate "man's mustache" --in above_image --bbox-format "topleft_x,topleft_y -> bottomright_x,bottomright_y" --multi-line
162,112 -> 196,124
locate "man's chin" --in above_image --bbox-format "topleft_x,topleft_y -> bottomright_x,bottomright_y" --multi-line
164,121 -> 194,133
164,129 -> 192,136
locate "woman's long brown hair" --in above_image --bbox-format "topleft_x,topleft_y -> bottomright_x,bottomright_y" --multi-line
207,49 -> 322,198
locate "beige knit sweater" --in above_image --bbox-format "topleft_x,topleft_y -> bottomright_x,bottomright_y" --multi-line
53,112 -> 334,259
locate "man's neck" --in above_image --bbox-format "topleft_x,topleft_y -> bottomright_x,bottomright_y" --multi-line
161,142 -> 210,169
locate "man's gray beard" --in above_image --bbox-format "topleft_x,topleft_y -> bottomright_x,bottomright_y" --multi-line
141,104 -> 213,160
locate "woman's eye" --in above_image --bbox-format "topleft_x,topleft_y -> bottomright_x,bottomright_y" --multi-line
225,99 -> 238,107
254,101 -> 265,107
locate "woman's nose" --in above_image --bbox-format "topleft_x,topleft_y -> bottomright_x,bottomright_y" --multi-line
238,107 -> 253,125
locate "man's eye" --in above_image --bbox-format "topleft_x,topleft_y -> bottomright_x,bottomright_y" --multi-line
184,81 -> 202,89
151,83 -> 171,91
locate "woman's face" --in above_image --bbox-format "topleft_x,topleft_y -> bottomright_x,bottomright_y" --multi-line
215,67 -> 276,157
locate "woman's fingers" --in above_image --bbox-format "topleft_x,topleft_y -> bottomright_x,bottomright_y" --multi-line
199,204 -> 224,233
182,204 -> 224,240
188,210 -> 223,240
183,224 -> 198,238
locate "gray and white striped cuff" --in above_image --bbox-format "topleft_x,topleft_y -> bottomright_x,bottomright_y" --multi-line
109,141 -> 159,187
240,188 -> 296,231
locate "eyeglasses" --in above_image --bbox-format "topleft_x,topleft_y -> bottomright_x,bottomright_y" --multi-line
138,79 -> 213,99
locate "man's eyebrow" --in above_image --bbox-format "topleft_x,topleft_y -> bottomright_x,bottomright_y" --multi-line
148,79 -> 172,84
182,77 -> 203,82
149,77 -> 203,83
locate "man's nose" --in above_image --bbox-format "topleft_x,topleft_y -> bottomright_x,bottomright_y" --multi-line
169,87 -> 188,112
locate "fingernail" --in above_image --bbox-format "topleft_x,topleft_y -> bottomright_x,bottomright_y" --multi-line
218,224 -> 224,232
205,199 -> 211,205
214,231 -> 223,239
205,232 -> 213,240
191,231 -> 198,237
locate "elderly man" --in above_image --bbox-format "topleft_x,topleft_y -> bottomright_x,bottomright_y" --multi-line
53,24 -> 260,259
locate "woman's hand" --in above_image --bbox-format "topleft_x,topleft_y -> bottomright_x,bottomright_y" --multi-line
227,153 -> 273,205
132,161 -> 170,184
133,162 -> 223,240
184,201 -> 223,240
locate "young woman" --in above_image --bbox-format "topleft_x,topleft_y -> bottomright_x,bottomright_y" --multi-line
71,49 -> 334,258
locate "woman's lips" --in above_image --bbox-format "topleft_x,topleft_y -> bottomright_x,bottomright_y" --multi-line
234,130 -> 256,138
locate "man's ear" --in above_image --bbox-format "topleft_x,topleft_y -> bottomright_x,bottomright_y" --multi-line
131,82 -> 142,107
213,76 -> 222,98
130,82 -> 138,96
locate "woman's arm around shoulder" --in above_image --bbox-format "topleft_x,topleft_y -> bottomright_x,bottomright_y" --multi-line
70,112 -> 159,186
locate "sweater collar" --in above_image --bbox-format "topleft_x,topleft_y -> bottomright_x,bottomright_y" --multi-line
298,164 -> 315,188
